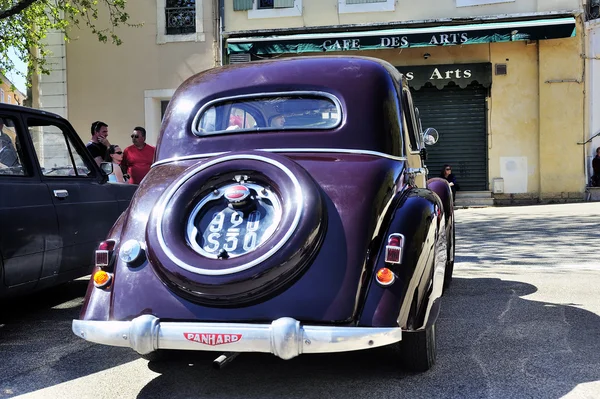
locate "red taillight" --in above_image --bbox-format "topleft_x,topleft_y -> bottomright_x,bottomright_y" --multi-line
98,240 -> 115,251
385,234 -> 404,264
96,240 -> 116,268
388,235 -> 401,247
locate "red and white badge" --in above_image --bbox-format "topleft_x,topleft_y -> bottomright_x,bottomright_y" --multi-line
224,185 -> 250,203
184,332 -> 242,346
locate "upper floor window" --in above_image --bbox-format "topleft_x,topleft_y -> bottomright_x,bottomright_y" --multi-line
233,0 -> 302,19
7,95 -> 11,104
338,0 -> 394,14
257,0 -> 292,8
166,0 -> 195,35
456,0 -> 514,6
0,89 -> 4,103
157,0 -> 205,44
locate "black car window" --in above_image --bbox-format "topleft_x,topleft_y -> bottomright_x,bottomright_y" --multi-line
27,119 -> 92,178
193,92 -> 342,136
0,115 -> 28,176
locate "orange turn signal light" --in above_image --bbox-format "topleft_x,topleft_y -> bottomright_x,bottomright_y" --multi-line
93,270 -> 112,288
376,268 -> 395,286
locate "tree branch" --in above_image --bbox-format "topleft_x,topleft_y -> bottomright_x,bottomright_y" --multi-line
0,0 -> 40,20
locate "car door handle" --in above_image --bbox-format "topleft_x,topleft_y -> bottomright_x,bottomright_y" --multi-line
53,189 -> 69,199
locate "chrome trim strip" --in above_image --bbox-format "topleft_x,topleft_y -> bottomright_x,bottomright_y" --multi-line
154,154 -> 303,276
152,148 -> 408,168
191,91 -> 343,136
73,316 -> 402,360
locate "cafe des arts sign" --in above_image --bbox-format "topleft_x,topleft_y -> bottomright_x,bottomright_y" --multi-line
396,63 -> 492,90
322,32 -> 470,52
227,17 -> 576,56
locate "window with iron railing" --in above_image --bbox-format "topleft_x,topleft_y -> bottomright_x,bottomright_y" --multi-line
234,0 -> 295,10
165,0 -> 196,35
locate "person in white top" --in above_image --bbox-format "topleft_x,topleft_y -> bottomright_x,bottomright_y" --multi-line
104,144 -> 127,183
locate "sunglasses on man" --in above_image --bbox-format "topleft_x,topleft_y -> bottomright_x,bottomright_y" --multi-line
131,134 -> 139,139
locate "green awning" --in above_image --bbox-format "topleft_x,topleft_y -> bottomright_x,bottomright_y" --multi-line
227,17 -> 576,56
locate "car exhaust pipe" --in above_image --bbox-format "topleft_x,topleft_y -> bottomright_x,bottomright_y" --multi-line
213,352 -> 239,370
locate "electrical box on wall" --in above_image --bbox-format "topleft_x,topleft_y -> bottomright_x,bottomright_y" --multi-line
492,177 -> 505,194
495,64 -> 507,75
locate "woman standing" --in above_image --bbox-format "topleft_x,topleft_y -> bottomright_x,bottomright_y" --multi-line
104,145 -> 127,183
439,164 -> 459,203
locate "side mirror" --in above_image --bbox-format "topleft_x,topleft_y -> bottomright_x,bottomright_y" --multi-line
100,162 -> 114,176
423,127 -> 439,146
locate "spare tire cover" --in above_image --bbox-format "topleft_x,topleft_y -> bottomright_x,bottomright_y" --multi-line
145,151 -> 326,306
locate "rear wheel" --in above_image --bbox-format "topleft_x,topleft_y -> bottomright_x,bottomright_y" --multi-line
443,218 -> 455,291
398,324 -> 437,372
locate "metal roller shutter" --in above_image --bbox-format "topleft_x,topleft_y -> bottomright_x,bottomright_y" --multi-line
412,82 -> 488,191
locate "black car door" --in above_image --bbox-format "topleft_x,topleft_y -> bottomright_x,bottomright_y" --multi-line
0,111 -> 59,291
24,116 -> 121,278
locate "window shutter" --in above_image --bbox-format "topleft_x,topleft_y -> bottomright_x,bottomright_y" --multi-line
346,0 -> 387,4
233,0 -> 254,10
229,54 -> 252,63
274,0 -> 295,8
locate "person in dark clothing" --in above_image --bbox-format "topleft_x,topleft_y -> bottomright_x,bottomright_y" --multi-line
591,147 -> 600,187
0,119 -> 19,168
86,121 -> 110,166
440,164 -> 459,202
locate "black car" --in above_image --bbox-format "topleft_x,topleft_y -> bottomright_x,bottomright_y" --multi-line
0,104 -> 136,299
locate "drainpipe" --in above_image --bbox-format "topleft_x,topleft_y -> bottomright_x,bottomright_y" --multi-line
219,0 -> 225,66
581,15 -> 588,191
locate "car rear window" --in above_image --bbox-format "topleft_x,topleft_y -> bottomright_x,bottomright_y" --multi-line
192,92 -> 342,136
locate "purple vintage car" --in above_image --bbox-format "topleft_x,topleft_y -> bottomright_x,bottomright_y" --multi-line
72,56 -> 455,372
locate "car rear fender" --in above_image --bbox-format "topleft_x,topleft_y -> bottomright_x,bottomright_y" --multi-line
78,211 -> 129,321
357,188 -> 443,328
427,177 -> 453,223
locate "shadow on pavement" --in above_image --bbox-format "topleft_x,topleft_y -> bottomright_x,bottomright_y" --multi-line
135,277 -> 600,399
0,279 -> 139,398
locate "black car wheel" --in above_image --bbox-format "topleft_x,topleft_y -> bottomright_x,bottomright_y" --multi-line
398,323 -> 437,372
443,218 -> 455,291
145,151 -> 326,307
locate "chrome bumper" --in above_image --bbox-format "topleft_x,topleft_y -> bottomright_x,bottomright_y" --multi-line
72,315 -> 402,360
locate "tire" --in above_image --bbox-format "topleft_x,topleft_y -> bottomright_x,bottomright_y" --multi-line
145,151 -> 326,307
443,218 -> 455,291
398,324 -> 437,372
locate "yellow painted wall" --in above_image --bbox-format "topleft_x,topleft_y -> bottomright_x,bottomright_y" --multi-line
488,41 -> 540,194
538,30 -> 585,196
65,0 -> 216,147
226,0 -> 580,32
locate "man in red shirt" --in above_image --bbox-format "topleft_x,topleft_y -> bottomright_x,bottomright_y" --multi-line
121,126 -> 155,184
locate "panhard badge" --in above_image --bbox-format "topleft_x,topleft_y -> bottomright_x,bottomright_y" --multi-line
184,333 -> 242,346
224,184 -> 251,203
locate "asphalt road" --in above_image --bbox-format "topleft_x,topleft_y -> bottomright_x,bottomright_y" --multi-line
2,202 -> 600,399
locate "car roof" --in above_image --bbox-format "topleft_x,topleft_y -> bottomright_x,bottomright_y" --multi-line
157,56 -> 406,160
0,102 -> 65,120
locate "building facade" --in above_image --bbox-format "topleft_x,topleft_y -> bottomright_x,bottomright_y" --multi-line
224,0 -> 587,204
33,0 -> 217,147
31,0 -> 591,203
0,74 -> 25,106
585,6 -> 600,194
